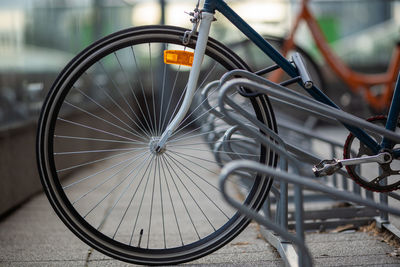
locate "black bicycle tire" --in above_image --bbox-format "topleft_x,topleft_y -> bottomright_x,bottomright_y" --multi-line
36,25 -> 277,265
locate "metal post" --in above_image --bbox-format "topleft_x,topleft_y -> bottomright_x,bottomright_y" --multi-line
294,184 -> 305,266
159,0 -> 165,25
353,166 -> 362,195
365,188 -> 374,200
279,158 -> 289,230
379,179 -> 389,222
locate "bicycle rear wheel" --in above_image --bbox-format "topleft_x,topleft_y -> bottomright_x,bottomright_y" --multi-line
36,25 -> 277,265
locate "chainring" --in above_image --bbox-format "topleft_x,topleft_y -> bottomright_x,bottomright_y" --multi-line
343,115 -> 400,192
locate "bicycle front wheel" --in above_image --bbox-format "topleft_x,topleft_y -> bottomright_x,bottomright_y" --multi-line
37,25 -> 277,265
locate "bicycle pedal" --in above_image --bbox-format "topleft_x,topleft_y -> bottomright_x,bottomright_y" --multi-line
312,159 -> 343,177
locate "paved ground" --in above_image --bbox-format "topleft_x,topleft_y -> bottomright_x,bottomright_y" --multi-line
1,178 -> 400,266
2,125 -> 400,266
0,191 -> 282,266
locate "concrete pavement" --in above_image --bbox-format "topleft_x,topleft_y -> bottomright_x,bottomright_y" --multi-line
2,124 -> 400,266
0,191 -> 282,266
1,187 -> 400,266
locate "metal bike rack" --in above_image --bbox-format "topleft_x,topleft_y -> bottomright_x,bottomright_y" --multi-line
199,69 -> 400,267
274,118 -> 379,231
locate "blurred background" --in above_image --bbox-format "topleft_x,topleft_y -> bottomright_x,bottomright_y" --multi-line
0,0 -> 399,215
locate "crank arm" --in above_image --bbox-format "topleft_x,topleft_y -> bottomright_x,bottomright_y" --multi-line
340,152 -> 392,166
313,152 -> 392,177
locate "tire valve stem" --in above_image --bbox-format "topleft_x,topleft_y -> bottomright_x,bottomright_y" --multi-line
138,229 -> 144,248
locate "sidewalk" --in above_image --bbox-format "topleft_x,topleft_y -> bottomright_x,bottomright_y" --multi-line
2,125 -> 400,266
1,187 -> 400,266
0,190 -> 282,266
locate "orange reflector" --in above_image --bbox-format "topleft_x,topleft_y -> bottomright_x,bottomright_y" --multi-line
164,50 -> 194,67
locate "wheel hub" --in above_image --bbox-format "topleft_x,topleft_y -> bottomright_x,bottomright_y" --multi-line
149,137 -> 166,155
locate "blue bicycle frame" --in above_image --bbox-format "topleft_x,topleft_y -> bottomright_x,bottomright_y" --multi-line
203,0 -> 400,157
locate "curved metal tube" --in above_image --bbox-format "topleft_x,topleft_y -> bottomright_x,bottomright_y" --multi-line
222,125 -> 282,213
217,78 -> 302,172
221,160 -> 400,217
200,80 -> 224,119
219,159 -> 400,266
219,161 -> 313,267
218,77 -> 400,144
216,71 -> 400,266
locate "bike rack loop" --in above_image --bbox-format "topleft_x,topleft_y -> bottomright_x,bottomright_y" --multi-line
201,70 -> 395,212
218,70 -> 400,144
219,160 -> 400,267
216,70 -> 400,197
207,70 -> 400,266
217,118 -> 311,266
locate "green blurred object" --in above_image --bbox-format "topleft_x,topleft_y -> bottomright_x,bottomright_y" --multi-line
317,16 -> 339,44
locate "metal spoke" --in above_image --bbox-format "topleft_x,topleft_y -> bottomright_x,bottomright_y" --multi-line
163,153 -> 217,231
82,153 -> 152,219
165,84 -> 188,132
146,152 -> 158,248
58,147 -> 147,174
63,150 -> 148,189
167,139 -> 253,147
158,43 -> 168,135
166,150 -> 218,176
97,60 -> 150,136
130,45 -> 155,136
112,154 -> 155,241
160,47 -> 186,133
171,90 -> 244,140
57,117 -> 140,143
83,71 -> 151,139
165,152 -> 229,220
72,86 -> 148,141
62,100 -> 140,140
130,155 -> 156,246
162,58 -> 220,133
167,149 -> 220,165
114,50 -> 156,137
73,152 -> 150,206
160,154 -> 201,240
160,155 -> 184,246
167,149 -> 248,191
54,135 -> 146,146
167,127 -> 227,145
97,152 -> 155,231
168,146 -> 259,157
156,156 -> 166,248
172,62 -> 218,134
166,104 -> 238,144
149,43 -> 158,136
55,147 -> 147,156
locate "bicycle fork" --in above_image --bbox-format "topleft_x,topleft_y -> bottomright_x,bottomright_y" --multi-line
155,12 -> 215,151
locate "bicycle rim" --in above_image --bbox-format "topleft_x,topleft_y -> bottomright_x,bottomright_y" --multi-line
36,25 -> 277,265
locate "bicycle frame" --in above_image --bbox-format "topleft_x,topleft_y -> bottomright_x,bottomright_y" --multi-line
282,0 -> 400,110
158,0 -> 400,158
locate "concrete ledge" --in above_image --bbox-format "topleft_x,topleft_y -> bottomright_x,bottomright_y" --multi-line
0,119 -> 41,216
0,104 -> 127,216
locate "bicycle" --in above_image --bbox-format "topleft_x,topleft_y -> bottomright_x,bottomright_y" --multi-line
254,0 -> 400,112
36,0 -> 400,265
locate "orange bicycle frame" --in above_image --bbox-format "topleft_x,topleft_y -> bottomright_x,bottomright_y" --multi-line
280,0 -> 400,110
